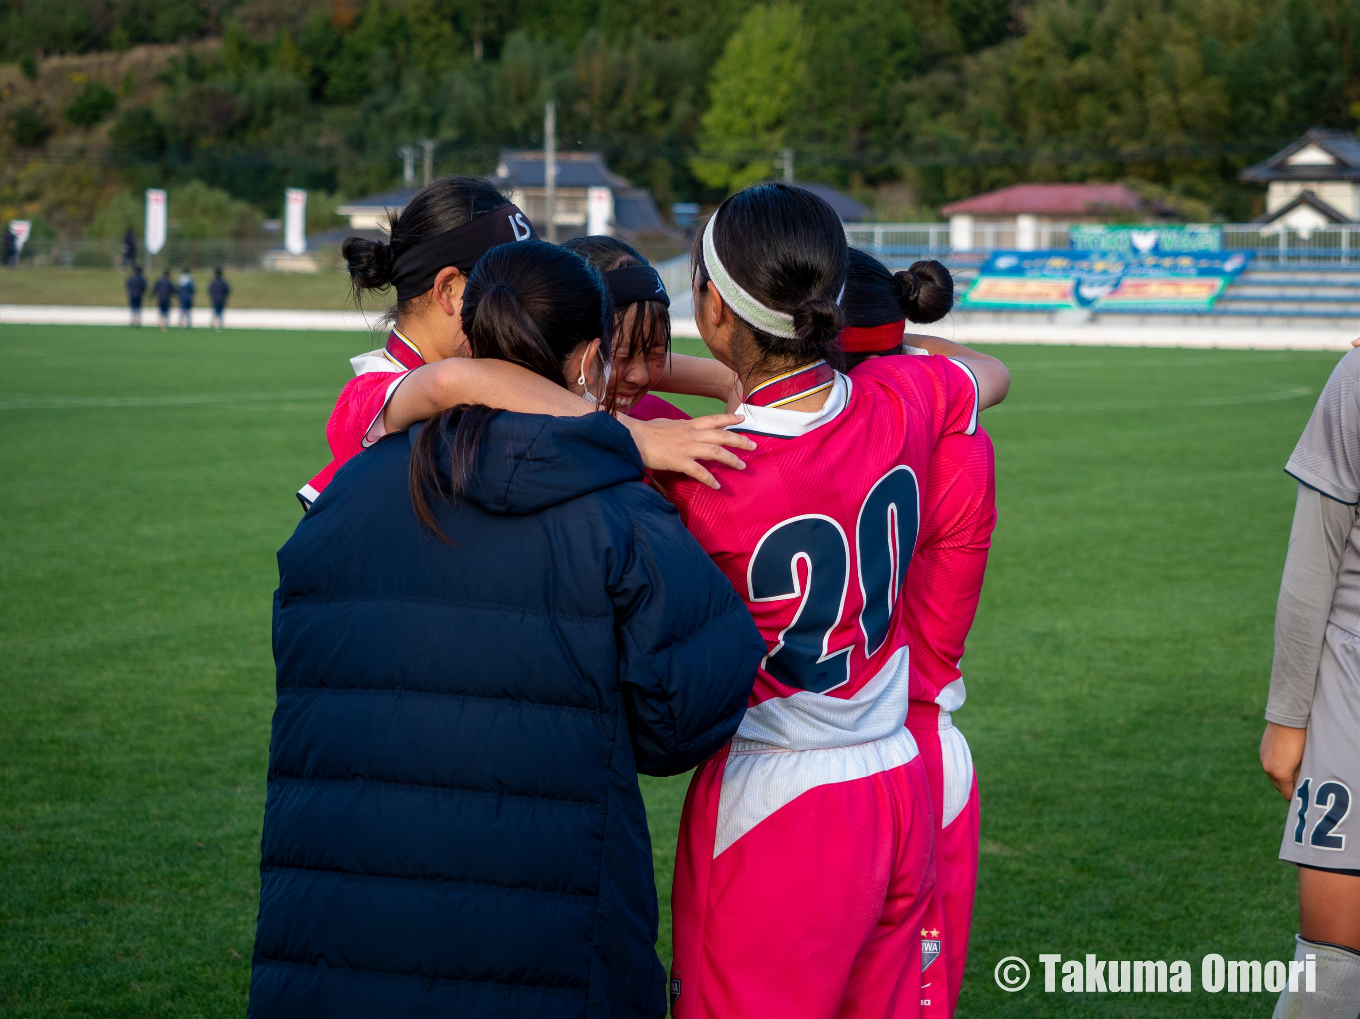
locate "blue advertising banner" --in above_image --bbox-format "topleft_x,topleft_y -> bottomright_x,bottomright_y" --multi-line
1068,224 -> 1223,255
961,250 -> 1252,311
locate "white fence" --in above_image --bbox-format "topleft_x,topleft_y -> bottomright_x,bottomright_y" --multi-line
840,222 -> 1360,266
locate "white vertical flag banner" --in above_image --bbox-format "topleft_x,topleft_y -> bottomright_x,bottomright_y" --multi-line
285,189 -> 307,256
145,189 -> 167,255
9,220 -> 31,255
586,187 -> 613,236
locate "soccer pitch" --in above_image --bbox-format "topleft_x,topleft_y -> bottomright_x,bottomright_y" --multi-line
0,323 -> 1334,1017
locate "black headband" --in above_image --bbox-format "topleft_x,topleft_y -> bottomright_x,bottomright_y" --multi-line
389,205 -> 537,300
603,265 -> 670,308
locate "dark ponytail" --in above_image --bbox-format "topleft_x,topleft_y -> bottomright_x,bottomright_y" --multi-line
342,174 -> 511,312
409,240 -> 611,539
692,182 -> 848,373
843,248 -> 954,330
340,235 -> 394,293
895,260 -> 954,323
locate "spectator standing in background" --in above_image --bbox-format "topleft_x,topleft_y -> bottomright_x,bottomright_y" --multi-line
3,226 -> 14,267
208,267 -> 230,330
121,228 -> 137,269
154,270 -> 174,330
126,265 -> 146,327
177,268 -> 195,328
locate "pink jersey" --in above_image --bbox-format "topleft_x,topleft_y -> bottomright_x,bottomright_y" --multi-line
657,355 -> 979,749
297,329 -> 424,508
629,393 -> 691,421
903,427 -> 996,710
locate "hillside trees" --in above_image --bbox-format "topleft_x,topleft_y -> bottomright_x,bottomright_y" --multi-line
691,4 -> 810,192
2,0 -> 1360,231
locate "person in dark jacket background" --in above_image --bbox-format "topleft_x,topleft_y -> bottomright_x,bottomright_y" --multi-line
208,266 -> 229,329
153,270 -> 174,330
177,268 -> 195,328
250,240 -> 765,1019
125,265 -> 146,327
121,226 -> 137,269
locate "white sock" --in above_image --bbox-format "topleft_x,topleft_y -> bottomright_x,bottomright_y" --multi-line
1273,935 -> 1360,1019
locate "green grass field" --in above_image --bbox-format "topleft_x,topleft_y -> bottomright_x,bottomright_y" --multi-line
0,324 -> 1335,1017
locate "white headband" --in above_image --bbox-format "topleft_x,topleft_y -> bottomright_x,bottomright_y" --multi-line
702,210 -> 799,339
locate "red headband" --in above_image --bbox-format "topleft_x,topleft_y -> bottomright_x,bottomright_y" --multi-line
839,320 -> 906,353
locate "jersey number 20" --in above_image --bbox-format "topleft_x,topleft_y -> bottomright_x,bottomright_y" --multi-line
747,466 -> 920,693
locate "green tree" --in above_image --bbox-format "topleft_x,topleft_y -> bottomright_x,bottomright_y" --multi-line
64,81 -> 118,128
690,3 -> 810,193
9,103 -> 53,148
947,0 -> 1013,54
109,106 -> 167,160
169,180 -> 262,239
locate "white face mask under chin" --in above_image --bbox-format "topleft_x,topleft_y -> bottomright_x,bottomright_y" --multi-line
577,349 -> 611,407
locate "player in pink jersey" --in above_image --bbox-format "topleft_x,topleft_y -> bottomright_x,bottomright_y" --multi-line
349,201 -> 1007,1013
659,184 -> 1009,1019
298,179 -> 752,509
839,248 -> 996,1016
298,176 -> 537,507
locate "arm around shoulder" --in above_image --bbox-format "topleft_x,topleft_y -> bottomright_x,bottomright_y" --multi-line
905,334 -> 1010,409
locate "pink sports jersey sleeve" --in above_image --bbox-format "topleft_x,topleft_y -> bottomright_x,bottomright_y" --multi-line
627,393 -> 691,422
324,370 -> 410,466
902,428 -> 997,704
852,354 -> 979,445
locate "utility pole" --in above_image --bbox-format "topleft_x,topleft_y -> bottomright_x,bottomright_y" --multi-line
781,147 -> 794,183
544,101 -> 557,243
399,144 -> 418,187
421,138 -> 436,187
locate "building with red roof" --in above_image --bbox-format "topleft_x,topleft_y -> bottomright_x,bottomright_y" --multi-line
940,182 -> 1170,250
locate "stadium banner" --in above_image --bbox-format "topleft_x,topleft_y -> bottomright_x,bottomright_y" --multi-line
284,188 -> 308,256
8,219 -> 30,254
1069,224 -> 1223,255
144,189 -> 167,255
961,250 -> 1252,312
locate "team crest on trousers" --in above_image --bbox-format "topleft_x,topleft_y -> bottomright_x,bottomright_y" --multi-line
921,929 -> 942,971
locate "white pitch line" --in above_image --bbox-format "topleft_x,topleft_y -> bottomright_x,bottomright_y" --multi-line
0,305 -> 378,331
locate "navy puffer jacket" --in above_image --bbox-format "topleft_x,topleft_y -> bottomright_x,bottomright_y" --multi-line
250,410 -> 764,1019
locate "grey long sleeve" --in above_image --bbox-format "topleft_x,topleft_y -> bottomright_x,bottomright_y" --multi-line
1267,482 -> 1356,727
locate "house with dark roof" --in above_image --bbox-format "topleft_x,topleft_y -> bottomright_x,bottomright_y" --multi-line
336,188 -> 417,232
494,151 -> 668,238
793,183 -> 869,222
940,183 -> 1171,250
1240,128 -> 1360,231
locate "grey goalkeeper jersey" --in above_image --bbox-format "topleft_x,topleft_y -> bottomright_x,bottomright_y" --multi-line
1269,348 -> 1360,727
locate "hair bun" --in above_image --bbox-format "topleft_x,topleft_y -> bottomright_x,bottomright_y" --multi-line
895,260 -> 954,324
792,294 -> 845,352
342,236 -> 394,292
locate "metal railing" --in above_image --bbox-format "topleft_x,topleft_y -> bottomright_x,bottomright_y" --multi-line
1221,225 -> 1360,266
841,222 -> 1360,267
11,223 -> 1360,278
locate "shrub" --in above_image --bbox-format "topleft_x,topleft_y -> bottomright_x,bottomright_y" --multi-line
9,103 -> 52,147
65,81 -> 118,127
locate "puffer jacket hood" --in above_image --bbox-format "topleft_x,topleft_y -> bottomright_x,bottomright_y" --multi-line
448,410 -> 644,516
